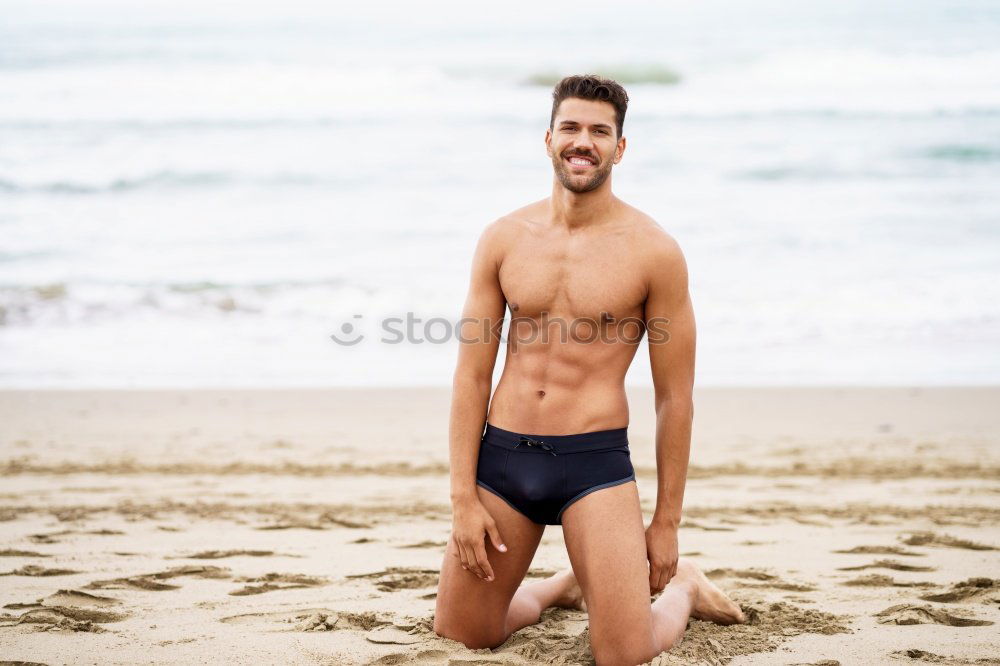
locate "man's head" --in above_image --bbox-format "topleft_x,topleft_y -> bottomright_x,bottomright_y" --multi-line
545,74 -> 629,194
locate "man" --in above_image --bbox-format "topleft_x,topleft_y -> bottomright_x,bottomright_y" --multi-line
433,74 -> 744,666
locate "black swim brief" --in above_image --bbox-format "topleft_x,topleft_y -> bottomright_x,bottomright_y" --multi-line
475,422 -> 636,526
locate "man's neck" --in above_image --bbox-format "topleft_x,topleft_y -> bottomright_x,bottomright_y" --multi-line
548,179 -> 618,232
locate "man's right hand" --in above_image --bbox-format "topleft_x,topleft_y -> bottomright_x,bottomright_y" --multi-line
450,496 -> 507,582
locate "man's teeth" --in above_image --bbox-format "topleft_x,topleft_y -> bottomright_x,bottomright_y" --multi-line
568,157 -> 593,165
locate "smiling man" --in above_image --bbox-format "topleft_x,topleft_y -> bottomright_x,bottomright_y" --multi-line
433,75 -> 744,665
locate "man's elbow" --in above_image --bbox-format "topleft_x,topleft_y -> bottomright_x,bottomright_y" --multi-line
452,368 -> 493,393
656,395 -> 694,420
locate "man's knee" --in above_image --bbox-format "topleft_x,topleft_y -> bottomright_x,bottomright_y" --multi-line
432,614 -> 507,651
590,633 -> 658,666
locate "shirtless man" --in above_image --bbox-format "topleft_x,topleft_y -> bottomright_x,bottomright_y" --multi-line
432,74 -> 744,666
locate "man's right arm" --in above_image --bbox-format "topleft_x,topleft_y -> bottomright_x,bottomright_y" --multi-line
448,220 -> 507,506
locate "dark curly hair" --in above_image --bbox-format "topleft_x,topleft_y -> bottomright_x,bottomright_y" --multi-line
550,74 -> 629,139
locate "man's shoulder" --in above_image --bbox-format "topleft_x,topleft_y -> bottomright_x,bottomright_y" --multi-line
616,206 -> 689,298
619,203 -> 685,262
479,199 -> 548,242
497,199 -> 548,229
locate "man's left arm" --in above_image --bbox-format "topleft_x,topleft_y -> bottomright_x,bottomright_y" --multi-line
642,234 -> 696,594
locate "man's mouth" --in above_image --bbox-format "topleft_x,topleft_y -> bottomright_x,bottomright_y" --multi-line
565,154 -> 596,168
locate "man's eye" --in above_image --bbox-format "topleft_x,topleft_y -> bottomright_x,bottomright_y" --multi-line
595,129 -> 607,135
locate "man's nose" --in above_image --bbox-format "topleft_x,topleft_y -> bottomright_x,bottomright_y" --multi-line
572,131 -> 596,152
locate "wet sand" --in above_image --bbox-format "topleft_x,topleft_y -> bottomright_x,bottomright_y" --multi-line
1,387 -> 998,665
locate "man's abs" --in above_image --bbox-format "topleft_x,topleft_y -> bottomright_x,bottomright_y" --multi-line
485,348 -> 635,435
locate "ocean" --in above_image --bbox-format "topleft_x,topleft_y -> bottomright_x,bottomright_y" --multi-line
2,0 -> 999,387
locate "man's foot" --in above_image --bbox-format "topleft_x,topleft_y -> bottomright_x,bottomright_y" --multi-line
674,558 -> 744,625
550,568 -> 588,612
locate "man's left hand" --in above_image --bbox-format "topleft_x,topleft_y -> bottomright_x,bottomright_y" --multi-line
645,519 -> 679,595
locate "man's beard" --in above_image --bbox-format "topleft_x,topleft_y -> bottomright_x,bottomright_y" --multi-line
551,150 -> 613,193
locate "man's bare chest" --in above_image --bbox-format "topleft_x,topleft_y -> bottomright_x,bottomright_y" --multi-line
497,235 -> 647,324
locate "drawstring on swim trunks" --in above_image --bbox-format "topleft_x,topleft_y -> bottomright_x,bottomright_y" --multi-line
516,436 -> 557,456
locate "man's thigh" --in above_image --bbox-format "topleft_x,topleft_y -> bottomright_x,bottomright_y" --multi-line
561,480 -> 656,663
434,486 -> 544,646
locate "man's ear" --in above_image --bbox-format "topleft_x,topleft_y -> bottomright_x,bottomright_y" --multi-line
544,128 -> 552,156
614,136 -> 627,164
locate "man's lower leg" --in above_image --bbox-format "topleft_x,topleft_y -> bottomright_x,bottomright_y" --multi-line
504,568 -> 581,635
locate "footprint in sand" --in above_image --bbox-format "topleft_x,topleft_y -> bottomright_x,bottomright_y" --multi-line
920,578 -> 1000,604
28,529 -> 125,544
0,590 -> 128,633
345,566 -> 439,592
168,549 -> 279,560
49,508 -> 102,522
383,649 -> 452,664
0,549 -> 51,558
28,531 -> 72,544
890,648 -> 1000,663
85,565 -> 231,591
1,564 -> 80,576
705,568 -> 816,592
255,520 -> 327,531
397,540 -> 447,549
366,625 -> 422,645
220,606 -> 424,641
900,531 -> 996,551
875,603 -> 993,626
832,545 -> 923,557
255,512 -> 371,530
841,574 -> 935,588
837,559 -> 935,572
43,589 -> 121,608
790,516 -> 833,527
706,568 -> 776,581
221,607 -> 347,631
85,576 -> 179,591
229,572 -> 327,596
2,606 -> 128,633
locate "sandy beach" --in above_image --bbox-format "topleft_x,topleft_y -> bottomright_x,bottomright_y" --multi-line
0,386 -> 997,665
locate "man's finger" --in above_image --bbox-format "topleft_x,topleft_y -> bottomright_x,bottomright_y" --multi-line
457,541 -> 471,571
463,541 -> 484,578
474,543 -> 495,581
486,524 -> 507,553
469,552 -> 487,579
658,563 -> 671,590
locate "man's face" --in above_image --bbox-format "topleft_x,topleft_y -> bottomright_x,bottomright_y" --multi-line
546,97 -> 624,194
